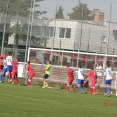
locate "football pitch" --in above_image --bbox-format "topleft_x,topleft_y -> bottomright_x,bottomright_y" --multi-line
0,83 -> 117,117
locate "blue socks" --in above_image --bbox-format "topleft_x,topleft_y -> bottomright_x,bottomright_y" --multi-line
104,87 -> 107,94
78,86 -> 86,93
6,75 -> 10,79
1,74 -> 4,82
108,88 -> 111,94
82,86 -> 86,92
78,87 -> 82,93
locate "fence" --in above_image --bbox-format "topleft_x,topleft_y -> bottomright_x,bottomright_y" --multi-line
18,62 -> 117,95
17,47 -> 116,94
28,47 -> 117,70
1,1 -> 117,91
0,1 -> 117,62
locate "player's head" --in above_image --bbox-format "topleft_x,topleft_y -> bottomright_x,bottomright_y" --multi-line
66,63 -> 69,68
27,61 -> 30,64
78,65 -> 81,68
106,63 -> 110,68
90,67 -> 94,71
47,60 -> 51,64
8,52 -> 12,56
17,58 -> 19,61
1,53 -> 6,58
13,58 -> 18,61
97,62 -> 100,66
3,56 -> 6,59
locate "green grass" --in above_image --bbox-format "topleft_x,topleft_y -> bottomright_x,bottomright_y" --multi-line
0,83 -> 117,117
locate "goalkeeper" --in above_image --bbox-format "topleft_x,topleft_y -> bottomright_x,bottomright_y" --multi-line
42,61 -> 51,88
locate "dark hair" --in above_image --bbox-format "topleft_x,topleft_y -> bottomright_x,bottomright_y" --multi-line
8,52 -> 12,56
78,65 -> 81,68
66,63 -> 69,67
106,63 -> 110,68
27,61 -> 30,64
97,62 -> 100,65
91,67 -> 94,70
48,60 -> 51,64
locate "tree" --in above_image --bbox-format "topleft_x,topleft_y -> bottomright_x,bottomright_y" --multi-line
56,5 -> 64,19
0,0 -> 46,17
68,1 -> 94,20
0,0 -> 46,58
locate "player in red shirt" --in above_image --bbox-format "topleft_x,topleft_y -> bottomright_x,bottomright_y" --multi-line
1,53 -> 6,59
25,61 -> 35,87
85,68 -> 97,95
11,58 -> 20,85
0,56 -> 3,71
0,56 -> 3,82
66,64 -> 75,92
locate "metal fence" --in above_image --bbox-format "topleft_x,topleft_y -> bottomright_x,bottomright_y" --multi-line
0,0 -> 117,65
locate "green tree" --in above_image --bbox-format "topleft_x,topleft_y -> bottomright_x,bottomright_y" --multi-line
56,5 -> 64,19
0,0 -> 46,17
0,0 -> 46,58
68,1 -> 94,20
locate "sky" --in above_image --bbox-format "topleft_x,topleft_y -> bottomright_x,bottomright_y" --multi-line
69,0 -> 117,3
37,0 -> 117,22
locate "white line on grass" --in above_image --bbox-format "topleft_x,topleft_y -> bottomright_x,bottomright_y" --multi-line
0,93 -> 116,112
1,84 -> 117,101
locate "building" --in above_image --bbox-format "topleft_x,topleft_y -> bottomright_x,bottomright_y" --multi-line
7,13 -> 117,69
94,9 -> 104,22
18,18 -> 117,55
17,18 -> 117,69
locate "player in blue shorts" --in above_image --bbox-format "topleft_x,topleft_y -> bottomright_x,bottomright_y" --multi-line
1,60 -> 7,82
6,52 -> 13,82
75,65 -> 86,94
103,64 -> 112,97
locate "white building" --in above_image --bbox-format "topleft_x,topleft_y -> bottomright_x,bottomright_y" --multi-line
19,18 -> 117,55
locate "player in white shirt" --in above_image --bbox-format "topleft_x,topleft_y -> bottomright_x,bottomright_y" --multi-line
6,52 -> 13,82
103,64 -> 112,97
96,63 -> 103,87
75,65 -> 86,94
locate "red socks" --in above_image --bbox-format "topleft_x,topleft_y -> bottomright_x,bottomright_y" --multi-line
12,77 -> 14,83
90,88 -> 93,94
28,80 -> 33,86
66,86 -> 70,92
72,85 -> 75,91
93,88 -> 97,94
16,78 -> 20,85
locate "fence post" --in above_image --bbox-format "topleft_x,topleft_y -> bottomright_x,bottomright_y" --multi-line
116,72 -> 117,96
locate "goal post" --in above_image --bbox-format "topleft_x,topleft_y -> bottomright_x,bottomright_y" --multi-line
115,72 -> 117,96
27,47 -> 117,95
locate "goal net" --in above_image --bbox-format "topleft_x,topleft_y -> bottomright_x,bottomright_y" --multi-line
27,47 -> 117,96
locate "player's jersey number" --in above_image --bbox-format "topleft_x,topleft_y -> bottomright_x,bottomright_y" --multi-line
7,59 -> 12,62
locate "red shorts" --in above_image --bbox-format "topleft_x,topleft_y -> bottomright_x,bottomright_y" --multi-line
0,65 -> 3,71
28,72 -> 35,79
68,77 -> 74,84
91,80 -> 97,87
12,71 -> 17,77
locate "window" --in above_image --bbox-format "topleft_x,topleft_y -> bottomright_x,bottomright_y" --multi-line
32,26 -> 41,37
32,26 -> 55,38
102,36 -> 107,43
59,28 -> 71,39
113,30 -> 117,41
113,30 -> 117,36
43,27 -> 55,38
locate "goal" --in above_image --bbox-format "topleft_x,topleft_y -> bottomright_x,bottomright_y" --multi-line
27,47 -> 117,96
